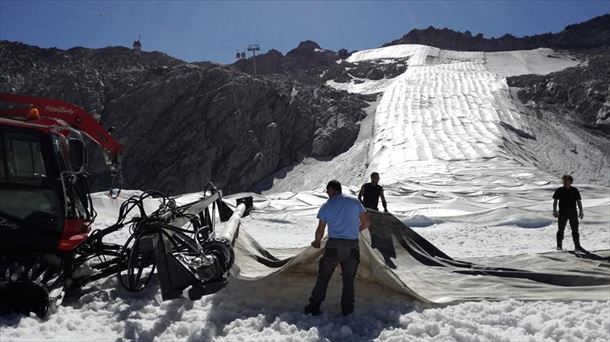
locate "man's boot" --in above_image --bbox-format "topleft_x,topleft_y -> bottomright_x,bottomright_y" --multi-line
555,225 -> 563,251
571,227 -> 585,252
304,300 -> 321,316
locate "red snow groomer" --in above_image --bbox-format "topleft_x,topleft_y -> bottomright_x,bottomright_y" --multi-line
0,93 -> 249,317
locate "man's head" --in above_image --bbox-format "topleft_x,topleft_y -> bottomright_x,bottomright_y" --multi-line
370,172 -> 380,184
562,174 -> 574,188
326,180 -> 342,197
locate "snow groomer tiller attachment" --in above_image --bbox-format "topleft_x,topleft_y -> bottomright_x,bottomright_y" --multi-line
0,93 -> 252,317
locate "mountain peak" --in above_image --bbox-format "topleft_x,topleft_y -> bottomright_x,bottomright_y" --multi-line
383,14 -> 610,51
287,40 -> 325,57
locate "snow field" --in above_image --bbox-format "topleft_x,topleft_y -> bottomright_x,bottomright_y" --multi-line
1,188 -> 609,341
377,300 -> 610,342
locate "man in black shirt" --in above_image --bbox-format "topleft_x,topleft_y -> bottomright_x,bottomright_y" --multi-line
358,172 -> 388,212
552,174 -> 584,251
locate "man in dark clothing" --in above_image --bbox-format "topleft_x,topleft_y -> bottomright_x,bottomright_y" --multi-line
305,180 -> 370,316
358,172 -> 388,212
553,174 -> 584,251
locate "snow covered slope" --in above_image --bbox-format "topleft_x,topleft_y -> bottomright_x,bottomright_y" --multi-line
346,45 -> 579,75
267,45 -> 608,237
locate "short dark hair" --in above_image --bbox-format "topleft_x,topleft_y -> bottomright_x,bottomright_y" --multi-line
326,180 -> 342,193
371,172 -> 379,179
562,174 -> 574,183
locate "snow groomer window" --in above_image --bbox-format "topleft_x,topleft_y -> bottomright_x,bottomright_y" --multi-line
2,132 -> 48,185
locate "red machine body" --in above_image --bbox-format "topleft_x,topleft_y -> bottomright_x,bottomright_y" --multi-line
0,93 -> 122,252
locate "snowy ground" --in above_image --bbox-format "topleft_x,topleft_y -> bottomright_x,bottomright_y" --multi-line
2,44 -> 609,341
1,191 -> 608,342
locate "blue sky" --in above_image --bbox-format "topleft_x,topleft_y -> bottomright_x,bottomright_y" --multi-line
1,1 -> 608,64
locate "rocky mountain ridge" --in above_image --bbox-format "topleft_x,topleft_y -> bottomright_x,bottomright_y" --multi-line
384,14 -> 610,52
0,41 -> 370,194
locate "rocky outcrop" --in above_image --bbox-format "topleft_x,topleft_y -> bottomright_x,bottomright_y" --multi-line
322,60 -> 408,84
232,40 -> 340,75
233,49 -> 286,75
0,41 -> 368,194
597,89 -> 610,126
384,14 -> 610,51
507,52 -> 610,132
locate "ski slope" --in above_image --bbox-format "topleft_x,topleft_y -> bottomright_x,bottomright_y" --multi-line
268,44 -> 608,240
2,44 -> 609,341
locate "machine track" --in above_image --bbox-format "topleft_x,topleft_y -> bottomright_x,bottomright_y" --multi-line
0,255 -> 65,317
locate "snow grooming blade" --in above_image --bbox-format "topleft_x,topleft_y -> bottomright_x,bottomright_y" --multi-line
147,234 -> 234,301
116,191 -> 251,302
148,198 -> 249,301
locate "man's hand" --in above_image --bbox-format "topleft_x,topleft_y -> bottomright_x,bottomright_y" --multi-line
553,210 -> 558,218
359,212 -> 371,231
579,210 -> 584,219
313,220 -> 326,249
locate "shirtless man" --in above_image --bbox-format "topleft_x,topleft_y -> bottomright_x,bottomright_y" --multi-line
358,172 -> 388,212
553,175 -> 584,251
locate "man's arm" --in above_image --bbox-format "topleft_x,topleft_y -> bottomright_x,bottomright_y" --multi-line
311,219 -> 326,248
359,212 -> 371,231
577,200 -> 584,219
553,199 -> 558,217
358,185 -> 365,203
380,188 -> 388,212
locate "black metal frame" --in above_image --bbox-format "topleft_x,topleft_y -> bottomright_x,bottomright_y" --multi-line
69,189 -> 246,299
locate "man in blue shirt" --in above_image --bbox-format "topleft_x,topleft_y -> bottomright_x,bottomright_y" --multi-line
305,180 -> 370,316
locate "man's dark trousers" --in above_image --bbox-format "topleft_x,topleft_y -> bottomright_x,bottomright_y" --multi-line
557,211 -> 581,249
309,238 -> 359,314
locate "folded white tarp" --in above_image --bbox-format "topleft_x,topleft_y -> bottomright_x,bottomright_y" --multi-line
227,210 -> 610,303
